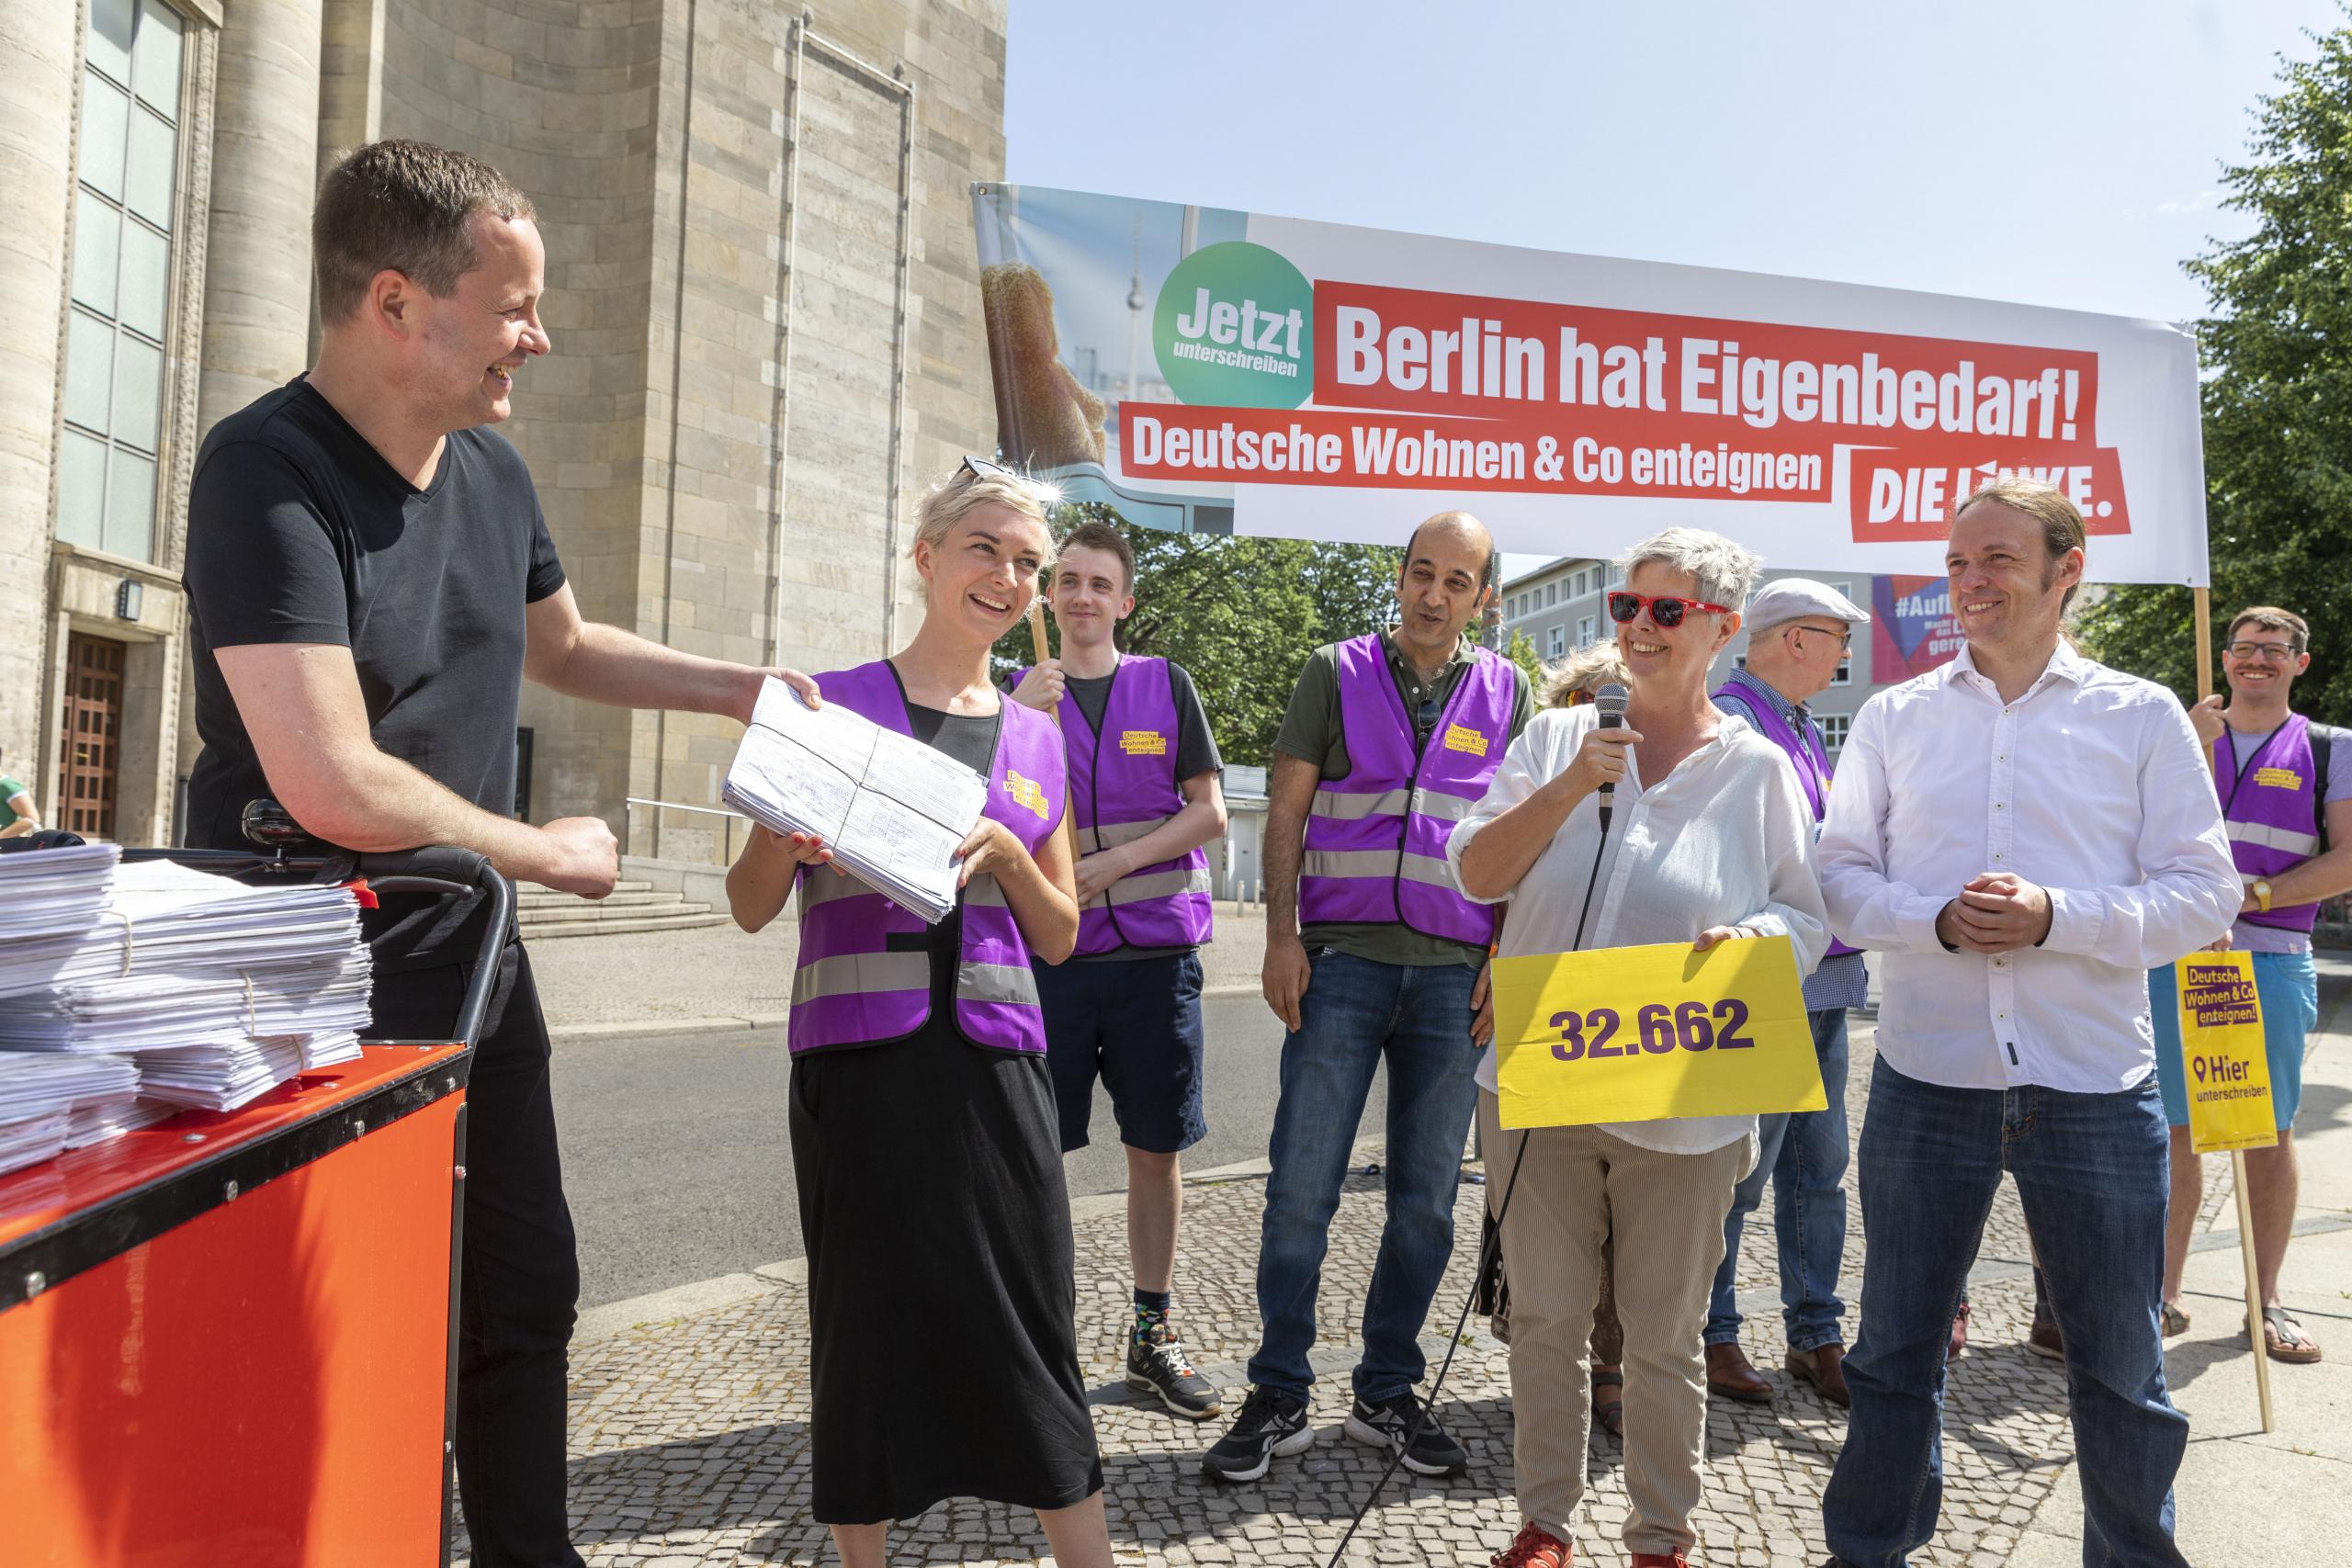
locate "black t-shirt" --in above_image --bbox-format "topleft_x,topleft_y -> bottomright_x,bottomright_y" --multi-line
903,696 -> 1005,1002
182,378 -> 566,968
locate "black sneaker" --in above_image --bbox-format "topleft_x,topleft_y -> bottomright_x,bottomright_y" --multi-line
1128,1321 -> 1222,1420
1342,1390 -> 1469,1477
1200,1385 -> 1313,1483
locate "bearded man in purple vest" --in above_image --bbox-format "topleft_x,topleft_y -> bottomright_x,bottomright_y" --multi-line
2148,605 -> 2351,1364
1704,578 -> 1872,1410
1202,512 -> 1532,1484
1009,519 -> 1231,1419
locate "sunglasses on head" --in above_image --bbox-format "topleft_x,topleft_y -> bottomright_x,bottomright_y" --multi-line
1607,591 -> 1731,629
960,454 -> 1018,481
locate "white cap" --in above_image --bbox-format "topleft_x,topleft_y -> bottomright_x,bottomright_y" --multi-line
1744,578 -> 1871,634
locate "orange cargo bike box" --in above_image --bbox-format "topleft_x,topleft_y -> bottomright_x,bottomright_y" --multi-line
0,844 -> 509,1568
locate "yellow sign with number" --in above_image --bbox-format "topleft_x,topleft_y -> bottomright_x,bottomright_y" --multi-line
2175,953 -> 2278,1156
1492,937 -> 1826,1131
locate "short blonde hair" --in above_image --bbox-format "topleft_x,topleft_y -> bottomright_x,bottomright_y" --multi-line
1617,527 -> 1760,613
911,463 -> 1053,563
1543,643 -> 1630,708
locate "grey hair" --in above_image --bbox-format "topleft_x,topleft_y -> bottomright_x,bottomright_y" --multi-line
1542,642 -> 1631,708
1616,527 -> 1761,613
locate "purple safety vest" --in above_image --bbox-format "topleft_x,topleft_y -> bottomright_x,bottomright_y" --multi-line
1713,676 -> 1859,959
2217,715 -> 2324,934
786,660 -> 1067,1055
1298,635 -> 1513,946
1011,655 -> 1215,955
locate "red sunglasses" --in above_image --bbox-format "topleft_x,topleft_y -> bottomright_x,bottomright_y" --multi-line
1607,590 -> 1731,629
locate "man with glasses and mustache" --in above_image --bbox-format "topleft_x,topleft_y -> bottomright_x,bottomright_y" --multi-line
1702,579 -> 1872,1411
2147,606 -> 2350,1364
1202,512 -> 1531,1484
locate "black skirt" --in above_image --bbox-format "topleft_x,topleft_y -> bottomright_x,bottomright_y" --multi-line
788,1013 -> 1102,1524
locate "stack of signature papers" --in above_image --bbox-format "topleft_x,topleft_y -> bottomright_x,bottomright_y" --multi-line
0,848 -> 379,1165
0,1053 -> 139,1176
721,678 -> 990,924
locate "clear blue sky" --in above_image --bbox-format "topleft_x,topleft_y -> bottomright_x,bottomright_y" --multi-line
1006,2 -> 2339,577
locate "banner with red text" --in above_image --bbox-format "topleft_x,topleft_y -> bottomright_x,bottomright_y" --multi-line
971,183 -> 2206,584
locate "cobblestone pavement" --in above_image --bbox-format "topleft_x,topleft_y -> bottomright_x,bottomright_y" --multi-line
458,1023 -> 2121,1567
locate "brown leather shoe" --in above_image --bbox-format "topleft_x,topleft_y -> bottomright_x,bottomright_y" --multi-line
1706,1340 -> 1773,1404
1629,1554 -> 1690,1567
1786,1343 -> 1850,1407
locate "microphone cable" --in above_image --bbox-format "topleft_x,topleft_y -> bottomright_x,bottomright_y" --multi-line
1323,757 -> 1618,1566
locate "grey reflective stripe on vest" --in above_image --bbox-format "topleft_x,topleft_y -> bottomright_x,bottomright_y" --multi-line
799,870 -> 873,908
793,951 -> 929,1003
2229,820 -> 2323,856
1407,787 -> 1476,823
956,961 -> 1040,1007
1100,864 -> 1213,908
1091,815 -> 1175,851
1312,787 -> 1411,821
966,874 -> 1010,907
1310,785 -> 1474,822
1300,850 -> 1461,887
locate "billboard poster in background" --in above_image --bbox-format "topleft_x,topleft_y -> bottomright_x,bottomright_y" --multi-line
1871,574 -> 1968,682
971,183 -> 2210,585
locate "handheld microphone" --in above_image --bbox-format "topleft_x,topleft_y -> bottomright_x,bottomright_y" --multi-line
1593,682 -> 1628,829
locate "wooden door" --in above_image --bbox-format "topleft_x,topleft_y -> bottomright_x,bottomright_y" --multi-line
56,633 -> 125,839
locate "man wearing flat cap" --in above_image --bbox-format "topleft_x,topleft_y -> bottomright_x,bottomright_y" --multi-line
1702,578 -> 1871,1409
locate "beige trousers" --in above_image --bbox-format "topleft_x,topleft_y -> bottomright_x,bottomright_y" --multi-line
1480,1091 -> 1747,1557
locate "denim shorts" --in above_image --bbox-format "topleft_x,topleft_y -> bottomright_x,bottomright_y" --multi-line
1036,950 -> 1207,1155
2149,948 -> 2316,1132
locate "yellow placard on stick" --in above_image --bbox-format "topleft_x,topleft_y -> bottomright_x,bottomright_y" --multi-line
2175,953 -> 2278,1156
1492,937 -> 1826,1131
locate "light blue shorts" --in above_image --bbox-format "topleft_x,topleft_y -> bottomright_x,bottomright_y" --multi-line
2150,949 -> 2316,1133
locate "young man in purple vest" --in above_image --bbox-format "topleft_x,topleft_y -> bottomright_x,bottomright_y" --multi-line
1203,512 -> 1532,1484
2150,605 -> 2350,1363
1704,578 -> 1871,1409
1010,521 -> 1231,1417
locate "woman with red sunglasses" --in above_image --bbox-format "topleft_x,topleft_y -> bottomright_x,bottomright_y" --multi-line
1451,528 -> 1829,1568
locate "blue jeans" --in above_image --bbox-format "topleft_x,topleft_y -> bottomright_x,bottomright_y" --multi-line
1706,1006 -> 1850,1353
1823,1060 -> 2187,1568
1248,951 -> 1483,1403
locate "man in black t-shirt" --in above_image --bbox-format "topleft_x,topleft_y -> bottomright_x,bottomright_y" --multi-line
1010,522 -> 1229,1423
182,141 -> 814,1568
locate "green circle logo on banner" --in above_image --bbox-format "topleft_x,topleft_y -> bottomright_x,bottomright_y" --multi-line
1153,242 -> 1315,410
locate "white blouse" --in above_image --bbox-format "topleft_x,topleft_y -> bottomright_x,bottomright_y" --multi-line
1447,704 -> 1832,1156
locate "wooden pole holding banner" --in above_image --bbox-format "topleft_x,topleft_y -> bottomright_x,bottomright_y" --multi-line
2196,583 -> 2277,1433
1027,598 -> 1086,877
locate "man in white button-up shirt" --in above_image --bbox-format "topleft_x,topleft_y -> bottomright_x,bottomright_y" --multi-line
1815,478 -> 2237,1568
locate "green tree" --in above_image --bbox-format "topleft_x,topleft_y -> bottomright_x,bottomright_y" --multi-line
990,509 -> 1406,766
2075,22 -> 2352,721
1501,627 -> 1546,691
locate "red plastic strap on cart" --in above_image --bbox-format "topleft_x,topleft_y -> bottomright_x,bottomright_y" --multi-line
341,878 -> 379,909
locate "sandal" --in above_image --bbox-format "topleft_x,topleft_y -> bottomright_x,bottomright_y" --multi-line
2160,1301 -> 2190,1337
2263,1307 -> 2324,1364
1591,1365 -> 1625,1440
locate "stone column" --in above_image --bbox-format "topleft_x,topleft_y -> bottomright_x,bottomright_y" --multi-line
197,0 -> 324,437
0,4 -> 80,773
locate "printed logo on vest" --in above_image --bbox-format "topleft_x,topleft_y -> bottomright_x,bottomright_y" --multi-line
1442,722 -> 1489,758
1119,729 -> 1168,756
2256,765 -> 2304,790
1004,770 -> 1050,818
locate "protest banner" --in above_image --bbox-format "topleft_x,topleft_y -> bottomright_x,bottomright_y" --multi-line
1489,937 -> 1823,1131
2174,952 -> 2279,1156
972,183 -> 2207,583
1871,573 -> 1967,682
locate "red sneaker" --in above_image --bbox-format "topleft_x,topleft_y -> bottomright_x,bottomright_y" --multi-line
1947,1299 -> 1972,1361
1492,1521 -> 1572,1567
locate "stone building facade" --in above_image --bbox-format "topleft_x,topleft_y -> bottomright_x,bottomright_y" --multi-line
0,0 -> 1008,852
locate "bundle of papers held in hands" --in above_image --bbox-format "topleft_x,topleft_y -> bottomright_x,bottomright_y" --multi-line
721,676 -> 989,924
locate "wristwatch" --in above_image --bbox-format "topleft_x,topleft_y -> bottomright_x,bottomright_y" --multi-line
2253,878 -> 2275,914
